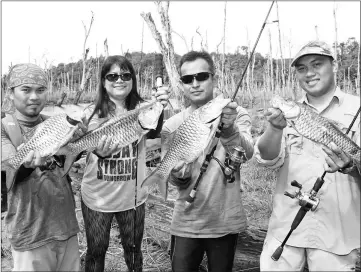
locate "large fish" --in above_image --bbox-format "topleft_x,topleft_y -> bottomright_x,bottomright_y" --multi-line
58,101 -> 164,175
2,113 -> 81,170
141,95 -> 231,200
271,95 -> 360,170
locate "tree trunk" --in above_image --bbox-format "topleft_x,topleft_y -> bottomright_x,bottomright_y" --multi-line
55,92 -> 67,107
333,4 -> 338,85
141,3 -> 185,107
74,62 -> 94,105
75,12 -> 94,105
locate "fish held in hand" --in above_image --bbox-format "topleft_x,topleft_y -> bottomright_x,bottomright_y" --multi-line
141,95 -> 231,200
2,113 -> 81,170
58,101 -> 164,176
271,95 -> 360,170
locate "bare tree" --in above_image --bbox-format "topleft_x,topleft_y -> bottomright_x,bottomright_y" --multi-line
172,30 -> 189,52
221,2 -> 227,92
104,38 -> 109,58
74,11 -> 95,105
195,27 -> 205,51
333,3 -> 338,85
315,25 -> 319,40
357,40 -> 360,94
141,1 -> 183,106
275,1 -> 285,96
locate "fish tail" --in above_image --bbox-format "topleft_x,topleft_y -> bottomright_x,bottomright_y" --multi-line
141,168 -> 168,200
57,145 -> 81,177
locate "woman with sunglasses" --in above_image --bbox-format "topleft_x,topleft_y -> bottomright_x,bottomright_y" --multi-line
80,55 -> 169,272
161,51 -> 254,272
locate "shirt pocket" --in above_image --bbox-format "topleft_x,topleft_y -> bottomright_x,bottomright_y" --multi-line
286,127 -> 303,155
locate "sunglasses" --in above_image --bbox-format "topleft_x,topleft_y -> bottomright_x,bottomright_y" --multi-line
105,73 -> 132,82
180,72 -> 213,84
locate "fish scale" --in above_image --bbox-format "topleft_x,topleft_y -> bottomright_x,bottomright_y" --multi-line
6,113 -> 79,169
156,111 -> 215,182
57,101 -> 164,176
63,101 -> 163,155
271,96 -> 360,167
141,95 -> 231,200
294,103 -> 360,159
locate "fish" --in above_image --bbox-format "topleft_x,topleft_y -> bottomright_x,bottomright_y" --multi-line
2,113 -> 81,170
57,101 -> 164,176
271,95 -> 360,170
141,95 -> 231,200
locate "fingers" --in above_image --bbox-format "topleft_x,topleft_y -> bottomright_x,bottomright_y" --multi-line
154,86 -> 169,107
321,142 -> 351,172
172,161 -> 185,172
221,102 -> 238,129
95,135 -> 121,157
23,150 -> 47,168
23,150 -> 35,168
80,111 -> 89,127
265,108 -> 287,130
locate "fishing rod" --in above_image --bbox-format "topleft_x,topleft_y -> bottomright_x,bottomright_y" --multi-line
130,53 -> 164,271
185,1 -> 275,206
272,105 -> 361,261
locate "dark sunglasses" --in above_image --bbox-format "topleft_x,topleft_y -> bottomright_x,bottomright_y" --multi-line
105,73 -> 132,82
180,72 -> 213,84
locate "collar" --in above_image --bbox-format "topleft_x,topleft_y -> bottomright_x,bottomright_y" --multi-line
299,87 -> 344,109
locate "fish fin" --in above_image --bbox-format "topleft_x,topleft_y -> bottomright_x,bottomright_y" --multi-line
16,143 -> 24,151
60,154 -> 79,177
1,158 -> 15,171
141,168 -> 168,200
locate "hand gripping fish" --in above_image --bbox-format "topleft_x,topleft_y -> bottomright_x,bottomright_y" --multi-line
271,95 -> 360,171
141,95 -> 231,200
57,101 -> 164,176
2,114 -> 81,170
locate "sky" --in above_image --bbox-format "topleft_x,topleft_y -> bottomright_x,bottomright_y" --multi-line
1,1 -> 360,73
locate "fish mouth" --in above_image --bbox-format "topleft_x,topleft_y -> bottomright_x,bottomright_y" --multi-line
66,115 -> 80,126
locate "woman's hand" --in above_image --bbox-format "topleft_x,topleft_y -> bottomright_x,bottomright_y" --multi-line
152,86 -> 169,107
94,135 -> 123,158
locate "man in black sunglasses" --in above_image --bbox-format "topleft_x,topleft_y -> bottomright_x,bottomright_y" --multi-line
161,51 -> 254,272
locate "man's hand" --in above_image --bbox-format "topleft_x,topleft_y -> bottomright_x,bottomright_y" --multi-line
171,161 -> 192,179
321,142 -> 353,173
152,86 -> 169,108
23,150 -> 48,169
264,108 -> 287,130
221,101 -> 238,129
94,135 -> 122,158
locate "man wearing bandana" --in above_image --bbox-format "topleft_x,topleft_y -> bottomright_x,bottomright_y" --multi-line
1,63 -> 86,271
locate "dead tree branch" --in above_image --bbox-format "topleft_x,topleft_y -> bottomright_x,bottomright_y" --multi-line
74,11 -> 94,105
141,3 -> 184,107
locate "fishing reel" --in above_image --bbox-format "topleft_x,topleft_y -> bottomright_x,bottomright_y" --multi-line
39,155 -> 64,171
284,180 -> 320,211
213,146 -> 247,183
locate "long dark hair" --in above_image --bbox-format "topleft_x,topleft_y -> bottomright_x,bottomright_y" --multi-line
88,55 -> 144,121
